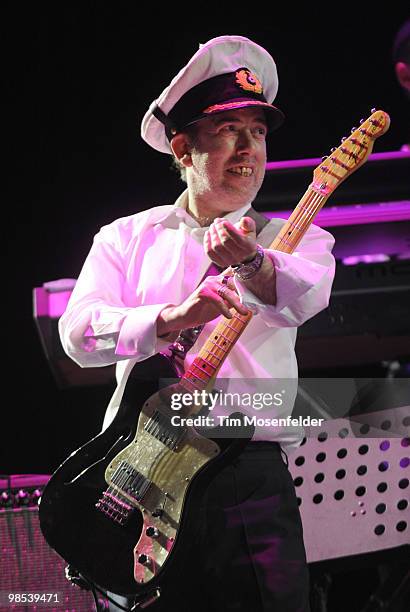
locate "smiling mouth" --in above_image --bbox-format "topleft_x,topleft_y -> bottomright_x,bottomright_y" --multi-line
227,167 -> 253,177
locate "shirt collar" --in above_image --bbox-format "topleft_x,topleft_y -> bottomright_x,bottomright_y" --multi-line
155,189 -> 253,230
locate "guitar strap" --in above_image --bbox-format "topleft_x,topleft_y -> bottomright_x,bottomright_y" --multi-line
164,207 -> 270,377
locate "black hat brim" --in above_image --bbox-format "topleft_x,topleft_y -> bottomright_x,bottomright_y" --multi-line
184,99 -> 285,133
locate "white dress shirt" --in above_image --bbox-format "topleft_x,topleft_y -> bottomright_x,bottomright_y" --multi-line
59,190 -> 335,450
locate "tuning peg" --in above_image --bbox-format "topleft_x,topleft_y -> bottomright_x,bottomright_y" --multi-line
321,155 -> 327,161
330,147 -> 337,153
359,118 -> 364,124
371,107 -> 376,113
341,136 -> 347,142
351,127 -> 357,133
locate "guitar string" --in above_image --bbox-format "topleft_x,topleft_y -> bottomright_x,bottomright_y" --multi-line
183,124 -> 376,391
174,120 -> 377,397
274,117 -> 375,248
132,130 -> 371,498
121,124 -> 383,521
182,190 -> 325,389
180,151 -> 371,393
107,150 -> 375,520
103,123 -> 375,511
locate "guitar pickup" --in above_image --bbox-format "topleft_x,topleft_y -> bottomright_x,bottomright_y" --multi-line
144,410 -> 186,450
110,461 -> 152,503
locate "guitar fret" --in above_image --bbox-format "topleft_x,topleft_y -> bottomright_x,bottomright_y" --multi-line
198,356 -> 217,369
222,323 -> 240,332
216,331 -> 232,342
176,111 -> 388,390
189,372 -> 209,384
297,204 -> 314,213
232,317 -> 248,327
202,348 -> 222,361
209,339 -> 229,349
186,370 -> 205,382
277,237 -> 293,247
191,361 -> 215,376
182,376 -> 204,390
288,220 -> 305,231
231,315 -> 245,332
190,363 -> 212,380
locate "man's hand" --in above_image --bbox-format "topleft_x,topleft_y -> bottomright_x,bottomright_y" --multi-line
204,216 -> 257,268
204,215 -> 277,306
156,273 -> 249,338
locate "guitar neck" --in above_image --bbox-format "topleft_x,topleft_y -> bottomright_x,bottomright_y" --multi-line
180,186 -> 327,395
270,186 -> 328,253
179,109 -> 390,398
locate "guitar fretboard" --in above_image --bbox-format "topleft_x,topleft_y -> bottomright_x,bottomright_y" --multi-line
180,186 -> 327,400
179,110 -> 389,409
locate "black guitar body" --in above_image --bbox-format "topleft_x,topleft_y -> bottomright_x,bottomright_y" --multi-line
39,352 -> 253,597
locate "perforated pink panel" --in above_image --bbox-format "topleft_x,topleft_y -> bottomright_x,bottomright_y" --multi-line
288,407 -> 410,562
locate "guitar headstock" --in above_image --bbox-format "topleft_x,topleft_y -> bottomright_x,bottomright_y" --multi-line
312,109 -> 390,195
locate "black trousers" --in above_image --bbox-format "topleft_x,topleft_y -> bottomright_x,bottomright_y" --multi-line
109,441 -> 310,612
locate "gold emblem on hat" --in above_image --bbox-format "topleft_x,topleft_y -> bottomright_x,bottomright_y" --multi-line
235,69 -> 263,94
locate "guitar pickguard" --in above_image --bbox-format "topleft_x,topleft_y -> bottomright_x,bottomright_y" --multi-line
103,389 -> 221,583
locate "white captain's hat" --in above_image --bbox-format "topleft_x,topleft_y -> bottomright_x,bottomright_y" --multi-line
141,35 -> 284,154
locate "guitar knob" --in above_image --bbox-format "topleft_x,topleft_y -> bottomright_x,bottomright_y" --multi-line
16,490 -> 29,505
0,492 -> 11,508
31,489 -> 42,505
138,554 -> 150,565
146,526 -> 160,538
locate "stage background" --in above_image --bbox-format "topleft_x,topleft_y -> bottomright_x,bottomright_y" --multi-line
3,9 -> 409,611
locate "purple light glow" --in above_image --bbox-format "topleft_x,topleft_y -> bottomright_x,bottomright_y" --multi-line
342,254 -> 391,266
264,200 -> 410,228
266,149 -> 410,172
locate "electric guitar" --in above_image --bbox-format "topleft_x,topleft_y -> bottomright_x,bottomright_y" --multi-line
39,110 -> 390,604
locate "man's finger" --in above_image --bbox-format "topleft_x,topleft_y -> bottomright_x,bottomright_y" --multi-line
238,216 -> 256,234
217,286 -> 248,315
218,273 -> 237,293
213,219 -> 243,244
216,298 -> 234,318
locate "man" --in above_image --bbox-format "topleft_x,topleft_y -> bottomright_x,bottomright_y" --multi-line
392,18 -> 410,151
59,35 -> 335,611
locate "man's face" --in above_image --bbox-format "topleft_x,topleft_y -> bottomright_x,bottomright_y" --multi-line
186,107 -> 268,212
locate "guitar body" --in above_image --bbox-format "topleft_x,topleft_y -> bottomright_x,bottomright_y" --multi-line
39,352 -> 253,596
